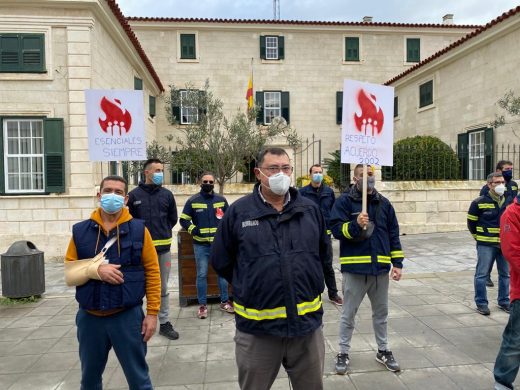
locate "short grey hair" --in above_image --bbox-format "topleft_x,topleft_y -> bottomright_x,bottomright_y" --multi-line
487,172 -> 503,183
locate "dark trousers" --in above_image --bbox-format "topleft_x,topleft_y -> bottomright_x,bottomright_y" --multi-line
76,306 -> 152,390
234,327 -> 325,390
324,239 -> 339,298
494,300 -> 520,389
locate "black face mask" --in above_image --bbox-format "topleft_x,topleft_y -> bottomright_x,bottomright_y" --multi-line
201,183 -> 214,193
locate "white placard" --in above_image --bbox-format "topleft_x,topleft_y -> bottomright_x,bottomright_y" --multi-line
341,80 -> 394,166
85,89 -> 147,162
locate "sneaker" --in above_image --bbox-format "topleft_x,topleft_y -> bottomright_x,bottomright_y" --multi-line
329,295 -> 343,306
487,279 -> 494,287
159,322 -> 179,340
376,350 -> 400,372
498,303 -> 511,314
476,305 -> 490,316
335,353 -> 349,375
219,301 -> 235,314
198,305 -> 208,319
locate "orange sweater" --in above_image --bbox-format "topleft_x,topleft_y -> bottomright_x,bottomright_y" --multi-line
65,207 -> 161,316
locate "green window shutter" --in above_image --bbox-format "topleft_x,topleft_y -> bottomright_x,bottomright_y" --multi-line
407,38 -> 420,62
484,127 -> 494,175
281,91 -> 290,124
419,80 -> 433,108
0,117 -> 4,194
345,37 -> 359,61
149,95 -> 156,117
21,34 -> 44,72
171,90 -> 180,124
134,76 -> 143,90
278,36 -> 285,60
336,91 -> 343,124
255,91 -> 264,124
457,132 -> 469,180
394,96 -> 398,118
44,118 -> 65,193
260,36 -> 266,59
0,34 -> 21,72
180,34 -> 196,59
109,161 -> 117,175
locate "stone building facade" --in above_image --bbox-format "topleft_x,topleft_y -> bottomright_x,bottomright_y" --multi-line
3,0 -> 518,257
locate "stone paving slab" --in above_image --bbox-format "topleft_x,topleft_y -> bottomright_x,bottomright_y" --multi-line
0,231 -> 518,389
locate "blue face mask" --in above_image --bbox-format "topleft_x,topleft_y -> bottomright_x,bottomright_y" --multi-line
502,169 -> 513,182
152,172 -> 163,185
312,173 -> 323,183
100,193 -> 125,214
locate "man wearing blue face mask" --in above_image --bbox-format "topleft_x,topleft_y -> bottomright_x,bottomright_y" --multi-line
479,161 -> 517,287
65,175 -> 160,389
128,158 -> 179,340
300,164 -> 343,306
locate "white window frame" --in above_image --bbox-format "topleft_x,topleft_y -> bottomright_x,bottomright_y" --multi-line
468,130 -> 485,180
265,36 -> 279,60
3,118 -> 45,194
180,90 -> 199,125
264,91 -> 281,125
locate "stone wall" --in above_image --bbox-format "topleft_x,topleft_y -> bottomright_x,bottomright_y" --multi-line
0,181 -> 482,259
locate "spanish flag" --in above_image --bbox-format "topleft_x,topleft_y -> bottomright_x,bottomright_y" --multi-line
246,74 -> 253,110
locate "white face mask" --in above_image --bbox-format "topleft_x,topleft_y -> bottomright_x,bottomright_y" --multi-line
260,171 -> 291,196
494,184 -> 506,196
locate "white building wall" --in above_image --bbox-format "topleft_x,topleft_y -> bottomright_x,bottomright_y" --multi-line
130,22 -> 474,171
393,15 -> 520,147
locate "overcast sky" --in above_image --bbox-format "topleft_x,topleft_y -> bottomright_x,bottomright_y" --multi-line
118,0 -> 520,25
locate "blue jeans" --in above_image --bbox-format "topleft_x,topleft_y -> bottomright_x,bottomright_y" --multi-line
494,300 -> 520,389
76,306 -> 152,390
474,245 -> 510,307
193,243 -> 229,305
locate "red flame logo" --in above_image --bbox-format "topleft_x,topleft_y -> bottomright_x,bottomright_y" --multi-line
216,208 -> 224,220
353,89 -> 384,136
98,97 -> 132,136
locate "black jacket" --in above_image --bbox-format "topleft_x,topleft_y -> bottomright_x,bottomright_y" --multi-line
179,190 -> 229,245
467,192 -> 507,246
330,186 -> 404,275
480,179 -> 518,206
299,183 -> 336,232
128,183 -> 178,254
210,184 -> 329,338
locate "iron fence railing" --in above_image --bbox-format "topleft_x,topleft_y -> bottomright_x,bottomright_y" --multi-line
120,142 -> 520,187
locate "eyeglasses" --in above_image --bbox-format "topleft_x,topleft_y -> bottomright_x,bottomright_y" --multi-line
259,165 -> 293,174
202,180 -> 214,184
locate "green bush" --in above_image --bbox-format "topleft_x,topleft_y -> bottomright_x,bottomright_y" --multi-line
323,150 -> 350,192
382,136 -> 461,180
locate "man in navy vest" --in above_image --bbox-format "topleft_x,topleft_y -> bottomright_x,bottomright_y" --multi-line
65,176 -> 161,390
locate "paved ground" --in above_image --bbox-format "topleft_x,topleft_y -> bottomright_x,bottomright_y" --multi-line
0,231 -> 516,389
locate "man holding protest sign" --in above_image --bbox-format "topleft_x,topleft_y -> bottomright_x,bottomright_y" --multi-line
332,80 -> 404,374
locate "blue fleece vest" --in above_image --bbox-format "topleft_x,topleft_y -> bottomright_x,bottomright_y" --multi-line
72,218 -> 146,311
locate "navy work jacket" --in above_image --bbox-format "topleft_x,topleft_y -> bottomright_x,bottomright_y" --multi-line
128,183 -> 178,254
210,184 -> 329,338
330,186 -> 404,275
299,183 -> 336,232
